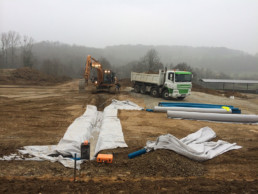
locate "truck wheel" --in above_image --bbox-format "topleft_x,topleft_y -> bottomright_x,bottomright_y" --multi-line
162,90 -> 170,100
150,88 -> 159,97
134,85 -> 140,93
140,85 -> 146,94
177,97 -> 185,100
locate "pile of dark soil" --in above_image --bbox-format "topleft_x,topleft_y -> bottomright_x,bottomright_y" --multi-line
81,149 -> 204,178
0,67 -> 71,85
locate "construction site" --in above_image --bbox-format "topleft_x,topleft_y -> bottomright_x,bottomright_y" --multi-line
1,1 -> 258,192
0,66 -> 258,193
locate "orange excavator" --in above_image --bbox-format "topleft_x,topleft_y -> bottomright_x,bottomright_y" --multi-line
79,55 -> 118,93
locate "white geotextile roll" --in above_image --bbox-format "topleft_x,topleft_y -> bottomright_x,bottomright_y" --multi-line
55,105 -> 98,157
167,110 -> 258,123
94,99 -> 143,155
94,106 -> 128,156
154,106 -> 232,114
2,100 -> 142,169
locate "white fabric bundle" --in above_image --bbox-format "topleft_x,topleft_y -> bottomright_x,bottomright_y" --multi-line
145,126 -> 241,161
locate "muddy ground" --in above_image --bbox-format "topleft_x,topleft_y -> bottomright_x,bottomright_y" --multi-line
0,80 -> 257,193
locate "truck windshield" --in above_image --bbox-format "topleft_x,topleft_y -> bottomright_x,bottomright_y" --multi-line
175,74 -> 192,82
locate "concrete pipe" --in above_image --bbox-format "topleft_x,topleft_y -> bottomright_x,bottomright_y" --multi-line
167,111 -> 258,123
154,106 -> 232,114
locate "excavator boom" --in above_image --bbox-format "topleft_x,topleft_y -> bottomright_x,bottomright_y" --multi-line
84,55 -> 103,85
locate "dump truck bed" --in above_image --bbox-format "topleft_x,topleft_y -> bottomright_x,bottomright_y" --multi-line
131,72 -> 163,85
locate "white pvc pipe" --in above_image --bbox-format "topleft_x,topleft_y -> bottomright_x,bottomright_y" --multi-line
167,110 -> 258,123
154,106 -> 232,114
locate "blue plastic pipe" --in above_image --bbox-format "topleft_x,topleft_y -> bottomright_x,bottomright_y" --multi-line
158,102 -> 235,109
158,102 -> 241,113
128,149 -> 146,159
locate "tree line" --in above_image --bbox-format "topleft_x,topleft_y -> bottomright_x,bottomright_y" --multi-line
1,31 -> 257,81
1,31 -> 34,68
0,31 -> 77,77
115,48 -> 232,84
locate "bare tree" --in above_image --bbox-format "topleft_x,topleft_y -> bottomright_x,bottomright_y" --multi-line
174,63 -> 193,72
126,49 -> 163,75
8,31 -> 21,67
168,62 -> 174,69
21,36 -> 34,68
143,49 -> 163,72
174,63 -> 198,82
0,32 -> 11,67
41,58 -> 63,76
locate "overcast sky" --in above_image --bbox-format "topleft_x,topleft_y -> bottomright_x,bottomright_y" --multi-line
0,0 -> 257,54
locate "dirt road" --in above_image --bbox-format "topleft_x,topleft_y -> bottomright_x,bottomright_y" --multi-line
0,80 -> 257,193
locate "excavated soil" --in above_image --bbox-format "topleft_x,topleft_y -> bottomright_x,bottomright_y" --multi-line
0,79 -> 257,193
0,67 -> 71,85
82,149 -> 204,178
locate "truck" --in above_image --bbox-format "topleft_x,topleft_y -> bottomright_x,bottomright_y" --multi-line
131,69 -> 192,100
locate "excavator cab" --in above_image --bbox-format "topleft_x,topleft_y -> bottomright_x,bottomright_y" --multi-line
103,70 -> 115,84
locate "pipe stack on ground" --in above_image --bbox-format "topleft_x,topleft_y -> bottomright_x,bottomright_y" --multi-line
158,102 -> 234,109
157,102 -> 241,114
154,106 -> 232,114
167,110 -> 258,123
154,102 -> 257,123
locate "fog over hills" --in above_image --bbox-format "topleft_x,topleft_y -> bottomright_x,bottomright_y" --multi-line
32,42 -> 258,76
1,0 -> 257,79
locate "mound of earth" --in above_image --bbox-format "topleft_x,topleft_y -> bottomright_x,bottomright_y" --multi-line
0,67 -> 71,85
81,149 -> 204,178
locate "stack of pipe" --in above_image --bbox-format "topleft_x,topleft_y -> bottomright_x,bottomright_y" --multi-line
158,102 -> 241,114
154,102 -> 258,123
154,106 -> 232,114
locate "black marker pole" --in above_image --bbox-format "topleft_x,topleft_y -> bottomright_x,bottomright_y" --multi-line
74,153 -> 77,182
